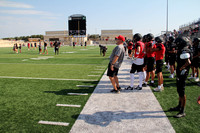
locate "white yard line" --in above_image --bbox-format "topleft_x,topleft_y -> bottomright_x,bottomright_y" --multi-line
0,63 -> 100,66
56,104 -> 81,108
76,85 -> 95,88
0,76 -> 98,82
88,75 -> 101,77
67,93 -> 88,96
38,121 -> 69,126
90,71 -> 102,73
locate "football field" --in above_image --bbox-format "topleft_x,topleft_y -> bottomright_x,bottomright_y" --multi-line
0,45 -> 115,132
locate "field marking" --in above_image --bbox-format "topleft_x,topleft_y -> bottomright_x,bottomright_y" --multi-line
76,85 -> 95,87
0,76 -> 98,82
56,104 -> 81,107
67,93 -> 88,95
30,56 -> 54,60
62,52 -> 75,53
91,71 -> 102,73
38,121 -> 69,126
22,59 -> 28,61
0,63 -> 101,66
88,75 -> 101,77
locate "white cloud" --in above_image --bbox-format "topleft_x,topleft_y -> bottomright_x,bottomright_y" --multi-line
0,0 -> 33,8
0,9 -> 53,16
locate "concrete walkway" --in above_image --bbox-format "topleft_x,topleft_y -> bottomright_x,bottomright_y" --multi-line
70,58 -> 175,133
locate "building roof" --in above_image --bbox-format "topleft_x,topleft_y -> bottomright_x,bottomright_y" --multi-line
69,14 -> 85,17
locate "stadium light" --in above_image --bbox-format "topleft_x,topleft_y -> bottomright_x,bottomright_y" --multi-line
166,0 -> 168,34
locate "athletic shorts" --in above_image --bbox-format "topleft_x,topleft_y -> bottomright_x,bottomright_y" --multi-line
107,63 -> 119,77
191,58 -> 199,68
128,49 -> 132,55
176,71 -> 188,97
143,57 -> 148,67
130,63 -> 143,73
156,60 -> 163,73
169,56 -> 176,66
147,57 -> 155,72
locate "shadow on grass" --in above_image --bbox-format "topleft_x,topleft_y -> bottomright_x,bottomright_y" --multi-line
44,88 -> 93,95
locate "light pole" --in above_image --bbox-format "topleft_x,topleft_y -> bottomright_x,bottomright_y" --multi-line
166,0 -> 168,34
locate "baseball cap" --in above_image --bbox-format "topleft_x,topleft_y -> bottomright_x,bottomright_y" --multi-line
115,35 -> 125,42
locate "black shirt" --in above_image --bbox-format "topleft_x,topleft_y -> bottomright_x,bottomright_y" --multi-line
176,47 -> 191,72
168,42 -> 177,57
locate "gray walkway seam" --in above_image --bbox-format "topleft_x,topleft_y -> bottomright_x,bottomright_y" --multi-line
70,58 -> 175,133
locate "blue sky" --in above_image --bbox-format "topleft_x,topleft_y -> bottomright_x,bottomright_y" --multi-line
0,0 -> 200,38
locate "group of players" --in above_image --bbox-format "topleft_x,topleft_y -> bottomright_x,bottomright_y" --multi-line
122,33 -> 199,118
12,41 -> 62,55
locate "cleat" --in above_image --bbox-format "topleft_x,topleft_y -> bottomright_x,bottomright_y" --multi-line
110,89 -> 120,94
135,85 -> 142,90
125,86 -> 134,90
174,112 -> 186,118
153,87 -> 162,92
142,83 -> 147,87
117,86 -> 122,91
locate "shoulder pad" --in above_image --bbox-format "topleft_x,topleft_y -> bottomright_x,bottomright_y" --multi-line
180,53 -> 190,59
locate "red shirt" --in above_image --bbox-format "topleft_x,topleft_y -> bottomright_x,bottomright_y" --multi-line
134,41 -> 145,59
146,41 -> 156,58
155,43 -> 165,61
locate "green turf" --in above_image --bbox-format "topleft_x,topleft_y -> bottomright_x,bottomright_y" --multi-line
0,45 -> 115,132
0,78 -> 98,132
152,67 -> 200,133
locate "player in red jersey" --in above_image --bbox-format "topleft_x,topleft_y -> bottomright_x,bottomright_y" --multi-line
125,33 -> 145,90
151,37 -> 165,92
143,33 -> 156,87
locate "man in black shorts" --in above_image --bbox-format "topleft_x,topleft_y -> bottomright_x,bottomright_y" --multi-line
168,37 -> 177,78
107,35 -> 125,94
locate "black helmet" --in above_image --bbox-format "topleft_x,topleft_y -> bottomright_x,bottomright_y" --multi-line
169,36 -> 175,42
155,37 -> 163,43
142,35 -> 147,42
146,33 -> 154,42
133,33 -> 142,42
193,37 -> 200,43
174,37 -> 189,49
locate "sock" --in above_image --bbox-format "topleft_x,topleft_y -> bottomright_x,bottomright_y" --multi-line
143,71 -> 146,80
139,72 -> 143,88
130,73 -> 134,87
161,84 -> 163,87
151,80 -> 154,83
158,85 -> 161,89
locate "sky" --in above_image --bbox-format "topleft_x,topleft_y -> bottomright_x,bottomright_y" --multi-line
0,0 -> 200,38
